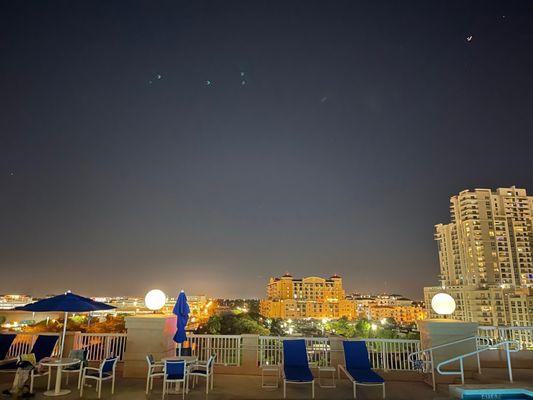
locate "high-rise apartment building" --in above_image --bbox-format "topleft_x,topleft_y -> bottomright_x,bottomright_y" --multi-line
425,186 -> 533,326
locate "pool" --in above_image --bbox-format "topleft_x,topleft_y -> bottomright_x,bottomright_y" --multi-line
460,388 -> 533,400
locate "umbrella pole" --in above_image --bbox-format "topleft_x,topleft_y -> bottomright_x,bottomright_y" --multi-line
60,311 -> 68,358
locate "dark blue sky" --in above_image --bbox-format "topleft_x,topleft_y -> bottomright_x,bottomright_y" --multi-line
1,1 -> 532,299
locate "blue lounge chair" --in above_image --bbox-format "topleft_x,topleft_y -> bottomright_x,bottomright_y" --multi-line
0,334 -> 16,361
0,334 -> 59,371
282,339 -> 314,399
338,341 -> 385,399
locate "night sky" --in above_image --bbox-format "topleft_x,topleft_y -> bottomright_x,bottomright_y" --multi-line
1,1 -> 533,299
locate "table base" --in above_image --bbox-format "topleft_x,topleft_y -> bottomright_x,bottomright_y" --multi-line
43,389 -> 71,397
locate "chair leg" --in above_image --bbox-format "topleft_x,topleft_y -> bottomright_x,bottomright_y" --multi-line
47,366 -> 52,390
283,380 -> 286,399
311,381 -> 315,399
182,380 -> 185,400
162,380 -> 166,400
146,374 -> 150,394
80,374 -> 85,397
382,383 -> 386,399
30,371 -> 34,394
112,376 -> 115,394
66,373 -> 70,386
206,376 -> 209,394
78,369 -> 83,390
353,382 -> 357,399
211,373 -> 214,390
98,380 -> 102,399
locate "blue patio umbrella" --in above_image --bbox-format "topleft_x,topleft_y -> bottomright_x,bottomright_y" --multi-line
16,291 -> 115,357
172,291 -> 190,354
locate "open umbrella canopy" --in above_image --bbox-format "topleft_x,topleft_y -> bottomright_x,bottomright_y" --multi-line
15,291 -> 115,357
173,291 -> 190,344
15,292 -> 115,312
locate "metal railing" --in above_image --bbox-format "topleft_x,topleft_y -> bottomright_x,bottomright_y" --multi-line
408,336 -> 489,391
478,326 -> 533,350
364,338 -> 421,371
5,333 -> 61,359
258,336 -> 421,371
188,334 -> 242,366
73,333 -> 128,361
436,340 -> 520,384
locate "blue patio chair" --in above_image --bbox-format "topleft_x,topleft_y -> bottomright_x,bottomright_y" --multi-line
282,339 -> 314,399
80,356 -> 118,399
338,341 -> 385,399
162,360 -> 187,399
0,334 -> 16,361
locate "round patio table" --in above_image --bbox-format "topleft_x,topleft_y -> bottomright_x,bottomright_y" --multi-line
39,358 -> 80,397
161,355 -> 198,363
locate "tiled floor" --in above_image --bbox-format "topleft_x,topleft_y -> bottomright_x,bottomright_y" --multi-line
1,372 -> 451,400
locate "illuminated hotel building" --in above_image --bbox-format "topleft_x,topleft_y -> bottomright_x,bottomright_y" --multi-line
260,274 -> 349,319
260,274 -> 425,323
424,187 -> 533,326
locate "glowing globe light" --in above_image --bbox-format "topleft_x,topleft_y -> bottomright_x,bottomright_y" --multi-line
431,293 -> 456,315
144,289 -> 167,311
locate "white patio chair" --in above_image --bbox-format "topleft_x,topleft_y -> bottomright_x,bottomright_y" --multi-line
188,354 -> 215,394
80,357 -> 118,399
63,349 -> 87,389
146,354 -> 164,394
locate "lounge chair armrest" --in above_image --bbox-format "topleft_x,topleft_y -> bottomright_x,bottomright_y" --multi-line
0,358 -> 17,366
338,364 -> 350,379
189,364 -> 207,371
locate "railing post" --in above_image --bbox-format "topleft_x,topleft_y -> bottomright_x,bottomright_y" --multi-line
240,334 -> 259,373
430,349 -> 436,391
505,342 -> 513,383
459,358 -> 464,384
382,341 -> 388,372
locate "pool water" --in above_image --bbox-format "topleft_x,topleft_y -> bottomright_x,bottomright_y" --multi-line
461,389 -> 533,400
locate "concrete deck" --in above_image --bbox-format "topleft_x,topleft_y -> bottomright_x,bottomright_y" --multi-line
2,368 -> 532,399
1,372 -> 451,400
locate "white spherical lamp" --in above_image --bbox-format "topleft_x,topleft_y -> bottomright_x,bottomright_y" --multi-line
431,293 -> 456,316
145,289 -> 167,311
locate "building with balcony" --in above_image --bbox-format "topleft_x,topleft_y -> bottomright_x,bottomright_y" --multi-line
260,275 -> 425,323
260,274 -> 348,319
368,304 -> 427,325
425,186 -> 533,326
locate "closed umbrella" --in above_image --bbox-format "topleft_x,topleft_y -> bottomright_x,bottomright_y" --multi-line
172,291 -> 190,355
16,291 -> 115,357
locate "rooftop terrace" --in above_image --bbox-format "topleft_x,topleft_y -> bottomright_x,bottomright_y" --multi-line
1,320 -> 532,399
